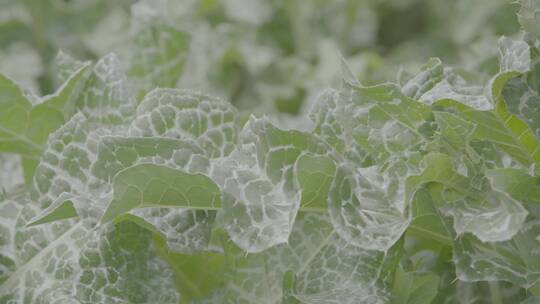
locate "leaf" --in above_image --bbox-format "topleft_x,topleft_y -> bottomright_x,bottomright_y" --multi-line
0,194 -> 179,303
327,153 -> 469,251
407,187 -> 452,245
130,208 -> 216,253
206,213 -> 399,304
130,88 -> 238,158
402,57 -> 444,100
0,63 -> 90,156
486,168 -> 540,205
211,116 -> 333,252
129,1 -> 190,96
419,70 -> 492,111
391,267 -> 440,304
101,163 -> 221,223
0,154 -> 24,192
406,153 -> 480,202
314,79 -> 435,251
518,0 -> 540,42
26,195 -> 77,227
4,5 -> 540,301
92,136 -> 210,182
351,83 -> 430,161
502,43 -> 540,139
442,189 -> 528,242
418,37 -> 530,111
328,163 -> 411,251
92,135 -> 218,253
404,152 -> 528,243
75,53 -> 137,125
31,113 -> 96,211
54,50 -> 89,84
154,234 -> 226,304
433,111 -> 477,150
435,100 -> 540,168
287,230 -> 401,304
453,218 -> 540,288
295,153 -> 336,211
439,280 -> 532,304
30,89 -> 240,258
0,75 -> 44,153
490,37 -> 530,101
309,88 -> 370,164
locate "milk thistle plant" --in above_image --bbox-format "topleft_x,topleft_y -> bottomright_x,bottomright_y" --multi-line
1,0 -> 540,303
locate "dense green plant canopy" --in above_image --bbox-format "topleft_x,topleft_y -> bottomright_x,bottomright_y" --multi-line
2,0 -> 540,303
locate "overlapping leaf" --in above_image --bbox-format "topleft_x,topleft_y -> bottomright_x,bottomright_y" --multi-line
0,61 -> 89,157
211,116 -> 334,252
0,193 -> 179,303
32,87 -> 237,253
193,213 -> 401,304
3,0 -> 540,303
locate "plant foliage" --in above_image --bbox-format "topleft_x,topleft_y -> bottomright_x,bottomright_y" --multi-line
1,0 -> 540,303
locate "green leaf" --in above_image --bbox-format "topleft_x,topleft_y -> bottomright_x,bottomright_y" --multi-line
26,196 -> 77,227
407,187 -> 452,245
31,113 -> 97,214
92,136 -> 209,182
442,188 -> 528,242
0,154 -> 23,192
212,116 -> 334,252
0,194 -> 179,303
490,37 -> 530,101
328,163 -> 411,251
0,62 -> 89,156
310,89 -> 369,164
101,163 -> 221,223
433,110 -> 476,150
453,218 -> 540,288
153,234 -> 225,304
435,101 -> 540,168
518,0 -> 540,42
419,37 -> 530,111
402,57 -> 444,100
502,43 -> 540,140
295,153 -> 336,211
31,89 -> 235,255
130,208 -> 217,253
206,213 -> 399,304
486,168 -> 540,205
406,153 -> 480,202
3,4 -> 540,301
391,267 -> 440,304
74,53 -> 137,125
128,3 -> 190,96
130,89 -> 238,158
0,74 -> 45,156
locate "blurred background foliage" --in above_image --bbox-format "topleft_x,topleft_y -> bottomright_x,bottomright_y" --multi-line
0,0 -> 521,119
